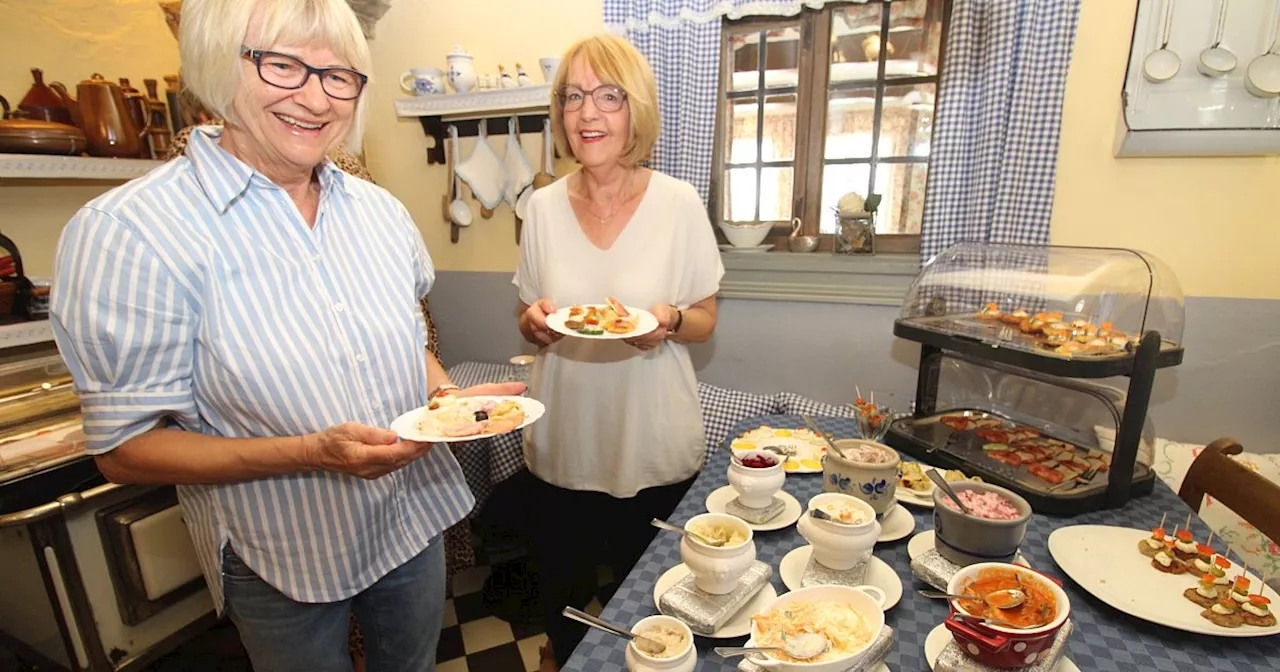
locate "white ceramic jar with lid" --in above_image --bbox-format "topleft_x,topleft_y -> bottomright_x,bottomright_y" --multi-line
797,492 -> 880,570
679,513 -> 755,594
446,46 -> 477,94
727,450 -> 785,508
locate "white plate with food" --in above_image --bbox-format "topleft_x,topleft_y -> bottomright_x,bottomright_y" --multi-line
545,299 -> 659,340
390,395 -> 544,443
908,530 -> 1031,567
704,485 -> 802,532
895,462 -> 983,508
1047,525 -> 1280,637
729,425 -> 829,474
924,623 -> 1080,671
651,563 -> 778,639
777,545 -> 904,611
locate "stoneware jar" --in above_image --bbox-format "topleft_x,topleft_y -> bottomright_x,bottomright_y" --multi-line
796,493 -> 880,571
679,513 -> 755,595
727,450 -> 785,509
624,615 -> 696,672
822,439 -> 900,516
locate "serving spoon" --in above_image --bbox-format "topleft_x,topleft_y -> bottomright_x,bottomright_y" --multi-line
714,632 -> 830,660
952,611 -> 1047,630
927,469 -> 973,515
561,607 -> 666,656
651,518 -> 727,547
918,588 -> 1028,610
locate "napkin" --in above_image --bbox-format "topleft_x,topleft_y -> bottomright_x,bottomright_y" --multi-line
725,495 -> 786,525
803,548 -> 871,588
737,625 -> 895,671
657,561 -> 773,636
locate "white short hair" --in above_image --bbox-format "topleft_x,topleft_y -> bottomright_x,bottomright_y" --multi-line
179,0 -> 373,153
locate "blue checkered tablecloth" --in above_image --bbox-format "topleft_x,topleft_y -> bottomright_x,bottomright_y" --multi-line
563,414 -> 1280,671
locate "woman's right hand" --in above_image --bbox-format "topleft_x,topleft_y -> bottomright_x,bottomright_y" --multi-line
306,422 -> 433,480
522,299 -> 564,346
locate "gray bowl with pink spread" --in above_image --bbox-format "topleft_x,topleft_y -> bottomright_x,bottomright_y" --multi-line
932,481 -> 1032,566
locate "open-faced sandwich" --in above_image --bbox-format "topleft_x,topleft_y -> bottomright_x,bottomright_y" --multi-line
1242,594 -> 1276,627
1209,555 -> 1233,593
1202,595 -> 1244,628
1171,529 -> 1199,562
1138,518 -> 1167,558
1184,572 -> 1220,608
1187,543 -> 1217,578
1151,547 -> 1187,575
563,297 -> 638,336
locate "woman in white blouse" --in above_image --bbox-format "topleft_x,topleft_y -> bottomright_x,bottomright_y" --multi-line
514,34 -> 724,671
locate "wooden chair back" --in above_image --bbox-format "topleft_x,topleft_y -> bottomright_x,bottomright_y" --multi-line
1178,437 -> 1280,545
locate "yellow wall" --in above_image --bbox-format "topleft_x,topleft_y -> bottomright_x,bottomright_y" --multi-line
1050,0 -> 1280,300
0,0 -> 1272,299
364,0 -> 600,273
0,0 -> 181,278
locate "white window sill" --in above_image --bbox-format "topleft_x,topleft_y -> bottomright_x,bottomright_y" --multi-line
719,251 -> 919,305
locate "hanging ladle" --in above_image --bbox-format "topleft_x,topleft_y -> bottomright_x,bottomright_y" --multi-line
1197,0 -> 1236,77
1143,0 -> 1181,83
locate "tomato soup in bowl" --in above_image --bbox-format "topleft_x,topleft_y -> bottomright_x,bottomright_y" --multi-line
943,563 -> 1070,668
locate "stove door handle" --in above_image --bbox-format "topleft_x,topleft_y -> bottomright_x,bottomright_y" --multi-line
0,482 -> 131,528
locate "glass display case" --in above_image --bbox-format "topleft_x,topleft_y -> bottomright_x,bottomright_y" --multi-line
887,352 -> 1157,514
888,243 -> 1184,513
894,243 -> 1185,377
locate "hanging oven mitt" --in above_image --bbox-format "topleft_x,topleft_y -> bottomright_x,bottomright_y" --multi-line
502,117 -> 535,209
455,123 -> 508,211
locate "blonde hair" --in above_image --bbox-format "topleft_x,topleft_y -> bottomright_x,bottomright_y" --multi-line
550,35 -> 660,167
179,0 -> 372,153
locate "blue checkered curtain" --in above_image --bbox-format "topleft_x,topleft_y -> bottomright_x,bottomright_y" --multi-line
604,0 -> 863,203
919,0 -> 1081,263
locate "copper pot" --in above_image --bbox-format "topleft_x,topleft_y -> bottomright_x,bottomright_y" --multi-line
0,95 -> 86,155
18,68 -> 74,126
49,73 -> 148,158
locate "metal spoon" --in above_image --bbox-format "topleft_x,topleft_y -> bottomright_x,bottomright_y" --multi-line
561,607 -> 666,656
810,508 -> 854,525
650,518 -> 726,547
918,588 -> 1028,610
927,469 -> 972,515
801,414 -> 840,455
715,632 -> 829,660
952,611 -> 1045,630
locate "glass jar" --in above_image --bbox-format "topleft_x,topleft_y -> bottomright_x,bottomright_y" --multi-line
835,212 -> 876,255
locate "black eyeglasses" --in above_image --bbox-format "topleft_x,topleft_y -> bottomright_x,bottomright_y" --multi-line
557,85 -> 628,113
241,47 -> 368,100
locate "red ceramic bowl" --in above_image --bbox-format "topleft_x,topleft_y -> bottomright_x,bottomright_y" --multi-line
943,563 -> 1070,669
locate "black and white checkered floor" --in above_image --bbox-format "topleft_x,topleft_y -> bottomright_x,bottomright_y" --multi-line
4,560 -> 618,672
438,563 -> 616,672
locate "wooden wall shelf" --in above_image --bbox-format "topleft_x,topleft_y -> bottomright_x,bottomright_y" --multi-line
0,154 -> 164,181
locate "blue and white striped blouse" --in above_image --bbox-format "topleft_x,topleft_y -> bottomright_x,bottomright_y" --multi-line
50,127 -> 474,611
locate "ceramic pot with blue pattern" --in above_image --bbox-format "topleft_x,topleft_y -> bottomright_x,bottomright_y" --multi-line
822,439 -> 899,516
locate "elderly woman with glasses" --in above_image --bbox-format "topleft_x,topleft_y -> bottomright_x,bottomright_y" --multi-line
514,35 -> 724,670
49,1 -> 521,670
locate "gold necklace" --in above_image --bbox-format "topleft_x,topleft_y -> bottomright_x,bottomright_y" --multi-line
575,172 -> 634,225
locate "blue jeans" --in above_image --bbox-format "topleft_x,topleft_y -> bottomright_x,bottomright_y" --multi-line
222,537 -> 445,672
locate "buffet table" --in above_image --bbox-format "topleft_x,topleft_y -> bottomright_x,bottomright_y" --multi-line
563,414 -> 1280,671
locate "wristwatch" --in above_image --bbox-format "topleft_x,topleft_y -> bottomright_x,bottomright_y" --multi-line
667,305 -> 684,334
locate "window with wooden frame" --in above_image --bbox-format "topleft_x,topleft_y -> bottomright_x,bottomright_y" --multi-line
712,0 -> 950,254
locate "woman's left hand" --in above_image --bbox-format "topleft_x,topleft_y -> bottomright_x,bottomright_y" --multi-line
624,303 -> 675,352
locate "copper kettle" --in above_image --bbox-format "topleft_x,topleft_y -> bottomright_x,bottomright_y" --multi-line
50,74 -> 148,158
0,95 -> 87,156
